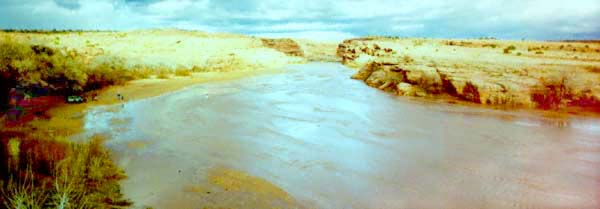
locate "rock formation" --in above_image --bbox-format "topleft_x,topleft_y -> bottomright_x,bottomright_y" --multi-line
261,38 -> 305,57
338,37 -> 600,112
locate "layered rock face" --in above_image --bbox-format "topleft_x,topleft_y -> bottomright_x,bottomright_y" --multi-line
261,38 -> 305,57
338,38 -> 600,111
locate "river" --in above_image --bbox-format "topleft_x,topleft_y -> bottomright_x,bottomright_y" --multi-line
85,62 -> 600,209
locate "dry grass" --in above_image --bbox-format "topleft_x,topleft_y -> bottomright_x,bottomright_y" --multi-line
0,135 -> 131,208
1,95 -> 130,207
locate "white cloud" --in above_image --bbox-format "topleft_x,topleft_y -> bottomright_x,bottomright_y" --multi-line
0,0 -> 598,40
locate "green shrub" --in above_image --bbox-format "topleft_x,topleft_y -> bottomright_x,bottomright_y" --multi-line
191,65 -> 210,72
175,66 -> 191,77
503,45 -> 516,54
0,135 -> 131,208
86,57 -> 133,88
155,68 -> 171,79
531,74 -> 570,109
482,43 -> 497,48
130,66 -> 154,79
0,37 -> 88,91
0,36 -> 145,94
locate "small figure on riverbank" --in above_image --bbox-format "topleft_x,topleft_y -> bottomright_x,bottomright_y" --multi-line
117,93 -> 124,101
117,93 -> 125,108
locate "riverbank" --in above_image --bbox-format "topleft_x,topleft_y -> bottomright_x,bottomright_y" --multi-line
3,69 -> 281,136
0,68 -> 283,208
3,29 -> 599,208
338,37 -> 600,114
86,62 -> 600,209
0,29 -> 304,208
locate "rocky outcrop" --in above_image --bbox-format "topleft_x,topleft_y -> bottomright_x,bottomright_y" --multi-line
339,38 -> 600,112
261,38 -> 304,57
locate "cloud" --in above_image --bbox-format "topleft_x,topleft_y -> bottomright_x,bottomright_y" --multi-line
0,0 -> 599,40
54,0 -> 81,10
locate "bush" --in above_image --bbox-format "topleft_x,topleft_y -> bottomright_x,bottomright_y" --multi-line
85,58 -> 133,89
482,43 -> 497,48
0,135 -> 131,208
129,66 -> 154,79
155,68 -> 171,79
1,37 -> 89,93
174,66 -> 191,77
503,45 -> 516,54
531,75 -> 569,109
191,65 -> 210,72
0,37 -> 145,100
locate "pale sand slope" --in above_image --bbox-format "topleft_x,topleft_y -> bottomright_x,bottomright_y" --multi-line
338,38 -> 600,112
2,29 -> 317,106
9,29 -> 304,71
296,39 -> 341,62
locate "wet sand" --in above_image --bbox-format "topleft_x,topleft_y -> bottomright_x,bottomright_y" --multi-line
85,63 -> 600,209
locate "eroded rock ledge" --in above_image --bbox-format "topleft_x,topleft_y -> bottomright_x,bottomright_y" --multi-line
338,37 -> 600,112
261,38 -> 305,57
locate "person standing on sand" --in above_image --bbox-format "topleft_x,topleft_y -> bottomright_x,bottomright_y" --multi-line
117,92 -> 125,107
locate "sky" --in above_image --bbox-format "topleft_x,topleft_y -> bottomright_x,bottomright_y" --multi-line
1,0 -> 599,41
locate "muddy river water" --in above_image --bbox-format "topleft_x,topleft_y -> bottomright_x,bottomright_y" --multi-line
85,63 -> 600,209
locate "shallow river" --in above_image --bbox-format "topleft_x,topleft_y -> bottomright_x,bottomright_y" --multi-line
85,63 -> 600,209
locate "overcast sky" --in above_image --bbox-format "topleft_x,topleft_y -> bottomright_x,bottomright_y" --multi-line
1,0 -> 599,41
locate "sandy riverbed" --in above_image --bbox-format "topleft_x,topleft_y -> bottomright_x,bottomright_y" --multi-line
85,63 -> 600,209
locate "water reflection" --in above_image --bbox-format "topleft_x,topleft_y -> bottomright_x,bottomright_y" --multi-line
86,63 -> 600,209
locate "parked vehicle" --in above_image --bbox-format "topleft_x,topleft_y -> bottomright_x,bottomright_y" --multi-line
66,95 -> 85,103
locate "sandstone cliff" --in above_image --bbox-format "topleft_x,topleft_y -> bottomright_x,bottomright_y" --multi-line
338,37 -> 600,112
261,38 -> 305,57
